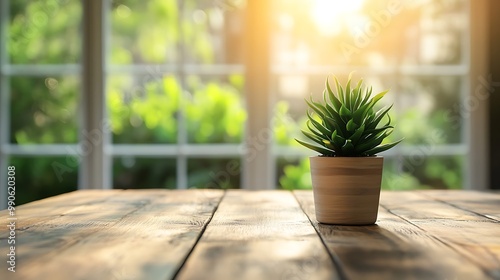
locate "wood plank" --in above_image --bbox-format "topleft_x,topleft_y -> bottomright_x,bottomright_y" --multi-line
418,190 -> 500,222
381,191 -> 500,279
0,189 -> 152,278
0,190 -> 122,238
294,190 -> 488,280
176,190 -> 340,280
0,189 -> 223,280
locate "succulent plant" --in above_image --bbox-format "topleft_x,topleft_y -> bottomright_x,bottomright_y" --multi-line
295,74 -> 402,157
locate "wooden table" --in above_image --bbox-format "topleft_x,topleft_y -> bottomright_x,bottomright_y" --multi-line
1,190 -> 499,280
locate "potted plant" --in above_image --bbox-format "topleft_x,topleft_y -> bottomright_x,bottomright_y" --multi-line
295,74 -> 402,225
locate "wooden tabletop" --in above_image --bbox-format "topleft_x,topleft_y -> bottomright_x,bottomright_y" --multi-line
1,190 -> 499,280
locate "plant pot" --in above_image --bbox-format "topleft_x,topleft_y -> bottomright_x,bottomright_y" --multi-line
309,156 -> 383,225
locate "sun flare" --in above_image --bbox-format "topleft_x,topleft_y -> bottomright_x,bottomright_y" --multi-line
311,0 -> 364,34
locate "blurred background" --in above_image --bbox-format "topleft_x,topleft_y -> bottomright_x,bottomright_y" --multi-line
0,0 -> 496,207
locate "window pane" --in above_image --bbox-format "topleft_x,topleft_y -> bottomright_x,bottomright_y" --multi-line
271,0 -> 467,66
9,156 -> 78,205
273,74 -> 327,147
382,157 -> 423,190
399,76 -> 463,145
383,155 -> 464,189
9,0 -> 81,64
108,75 -> 179,144
276,156 -> 311,190
113,157 -> 176,189
110,0 -> 178,64
188,158 -> 241,189
10,76 -> 79,144
110,0 -> 246,65
183,0 -> 246,64
185,74 -> 246,143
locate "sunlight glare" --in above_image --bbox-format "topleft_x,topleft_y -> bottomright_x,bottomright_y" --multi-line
311,0 -> 364,35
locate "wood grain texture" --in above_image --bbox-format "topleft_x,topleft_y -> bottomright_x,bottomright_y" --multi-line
381,191 -> 500,279
0,190 -> 117,239
418,190 -> 500,222
294,190 -> 488,280
176,190 -> 340,280
0,189 -> 223,280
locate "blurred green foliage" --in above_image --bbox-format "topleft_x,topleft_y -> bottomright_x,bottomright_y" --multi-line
9,0 -> 81,64
279,158 -> 311,190
10,76 -> 79,144
109,75 -> 246,190
9,156 -> 78,205
185,75 -> 246,143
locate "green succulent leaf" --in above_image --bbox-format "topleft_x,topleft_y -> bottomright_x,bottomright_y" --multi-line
369,90 -> 389,107
324,102 -> 337,120
346,119 -> 357,132
311,100 -> 331,117
324,116 -> 346,138
364,125 -> 394,137
349,124 -> 365,145
356,129 -> 393,154
306,120 -> 323,138
331,130 -> 337,141
339,105 -> 351,121
384,114 -> 392,127
367,104 -> 393,130
305,98 -> 327,119
301,129 -> 325,146
352,100 -> 374,124
353,79 -> 363,108
345,77 -> 352,110
326,104 -> 345,125
326,79 -> 342,111
295,138 -> 335,155
307,111 -> 331,138
322,139 -> 337,150
332,133 -> 346,148
334,76 -> 344,103
341,139 -> 355,155
361,86 -> 372,106
364,139 -> 404,156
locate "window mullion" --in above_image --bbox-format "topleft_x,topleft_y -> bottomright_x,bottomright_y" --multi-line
80,0 -> 110,189
469,0 -> 489,190
176,0 -> 188,189
243,0 -> 273,189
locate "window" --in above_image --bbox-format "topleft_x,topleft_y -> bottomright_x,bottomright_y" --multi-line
106,0 -> 246,190
0,0 -> 487,208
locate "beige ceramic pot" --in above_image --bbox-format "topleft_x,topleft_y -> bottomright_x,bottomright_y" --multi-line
309,156 -> 384,225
